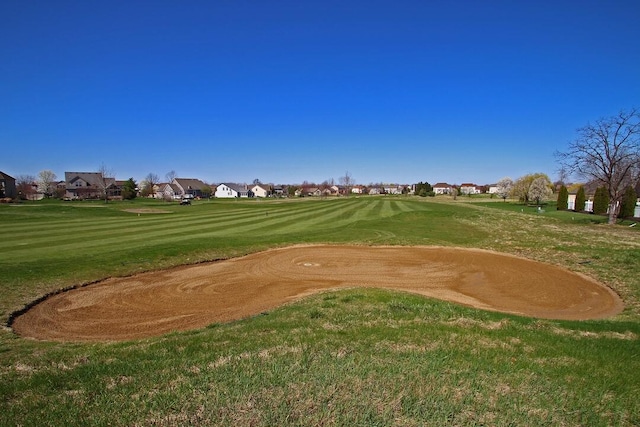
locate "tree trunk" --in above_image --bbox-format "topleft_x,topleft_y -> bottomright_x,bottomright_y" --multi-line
607,202 -> 618,225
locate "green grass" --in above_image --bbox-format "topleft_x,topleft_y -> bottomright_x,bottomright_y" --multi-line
1,196 -> 639,426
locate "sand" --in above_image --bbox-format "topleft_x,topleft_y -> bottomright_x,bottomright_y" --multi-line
12,245 -> 623,342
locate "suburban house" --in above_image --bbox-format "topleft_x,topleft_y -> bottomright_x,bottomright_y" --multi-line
250,184 -> 270,198
65,172 -> 117,200
488,184 -> 499,194
433,183 -> 453,195
173,178 -> 209,199
215,183 -> 250,198
0,171 -> 17,199
351,185 -> 365,194
459,183 -> 482,195
153,182 -> 182,200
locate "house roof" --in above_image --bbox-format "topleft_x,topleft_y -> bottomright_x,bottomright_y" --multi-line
65,172 -> 112,188
174,178 -> 207,190
219,183 -> 248,193
0,171 -> 16,181
433,182 -> 452,188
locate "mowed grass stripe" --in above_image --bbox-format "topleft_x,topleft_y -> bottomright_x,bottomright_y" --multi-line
0,200 -> 331,253
1,200 -> 366,259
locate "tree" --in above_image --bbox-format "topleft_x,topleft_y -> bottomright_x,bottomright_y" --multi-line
495,177 -> 513,202
121,178 -> 137,200
593,186 -> 610,215
16,175 -> 36,200
97,163 -> 114,203
557,185 -> 569,210
619,185 -> 637,218
415,181 -> 433,197
339,171 -> 354,195
37,170 -> 57,198
528,177 -> 553,206
143,173 -> 160,198
512,173 -> 551,204
575,186 -> 586,212
165,170 -> 177,183
556,108 -> 640,224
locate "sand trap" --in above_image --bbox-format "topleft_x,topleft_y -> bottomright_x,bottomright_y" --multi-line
12,245 -> 623,342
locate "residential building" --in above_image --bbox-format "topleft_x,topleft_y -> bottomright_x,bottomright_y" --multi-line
215,183 -> 250,198
250,184 -> 270,198
433,183 -> 453,195
173,178 -> 209,198
0,171 -> 17,199
65,172 -> 116,200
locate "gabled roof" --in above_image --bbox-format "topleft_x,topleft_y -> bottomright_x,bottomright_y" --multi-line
0,171 -> 16,181
218,183 -> 248,193
433,182 -> 452,188
174,178 -> 207,190
65,172 -> 111,188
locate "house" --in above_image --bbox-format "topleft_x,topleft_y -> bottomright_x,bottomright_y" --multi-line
0,171 -> 17,199
488,184 -> 499,194
250,184 -> 270,198
368,187 -> 382,195
459,183 -> 482,195
155,183 -> 182,200
65,172 -> 116,200
215,183 -> 250,198
173,178 -> 209,199
433,183 -> 453,195
567,193 -> 594,212
351,185 -> 365,194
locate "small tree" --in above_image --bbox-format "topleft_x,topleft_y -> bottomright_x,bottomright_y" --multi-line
37,170 -> 57,198
16,175 -> 36,200
619,185 -> 637,218
557,185 -> 569,210
495,177 -> 513,202
143,173 -> 160,198
339,171 -> 354,196
121,178 -> 137,200
528,177 -> 553,206
575,186 -> 586,212
593,186 -> 610,215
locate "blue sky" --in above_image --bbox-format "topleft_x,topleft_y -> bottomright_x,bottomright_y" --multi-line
2,0 -> 639,186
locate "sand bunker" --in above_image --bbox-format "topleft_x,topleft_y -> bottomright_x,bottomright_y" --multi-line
12,245 -> 623,342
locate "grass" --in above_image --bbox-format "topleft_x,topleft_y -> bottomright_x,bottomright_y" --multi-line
1,196 -> 639,426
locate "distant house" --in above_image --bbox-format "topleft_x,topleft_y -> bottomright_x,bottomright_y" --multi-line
250,184 -> 270,198
173,178 -> 209,198
459,183 -> 482,195
368,187 -> 382,195
488,184 -> 499,194
215,183 -> 250,198
351,185 -> 365,194
65,172 -> 116,200
0,171 -> 17,199
433,183 -> 453,195
155,183 -> 181,200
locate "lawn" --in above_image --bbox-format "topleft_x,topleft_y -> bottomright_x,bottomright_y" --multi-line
1,196 -> 638,426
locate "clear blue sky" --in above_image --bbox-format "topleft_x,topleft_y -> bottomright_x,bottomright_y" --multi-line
2,0 -> 639,186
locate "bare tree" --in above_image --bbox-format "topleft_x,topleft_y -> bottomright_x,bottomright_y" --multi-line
143,172 -> 160,198
37,170 -> 57,198
166,170 -> 177,183
97,163 -> 115,203
495,177 -> 513,202
556,108 -> 640,224
16,175 -> 36,200
339,171 -> 354,196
